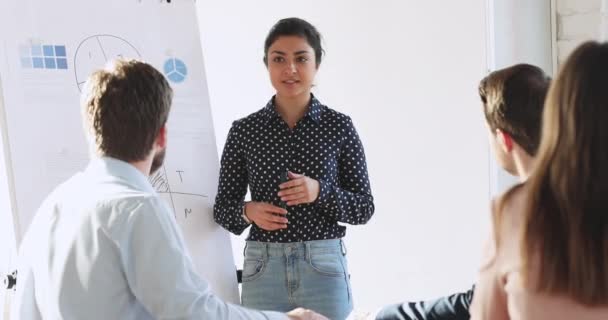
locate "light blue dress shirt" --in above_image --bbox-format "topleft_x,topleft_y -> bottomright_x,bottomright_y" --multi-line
11,157 -> 287,320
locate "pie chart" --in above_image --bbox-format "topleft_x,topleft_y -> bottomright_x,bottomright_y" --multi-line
164,58 -> 187,83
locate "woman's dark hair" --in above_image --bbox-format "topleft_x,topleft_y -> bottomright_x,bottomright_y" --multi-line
263,17 -> 324,67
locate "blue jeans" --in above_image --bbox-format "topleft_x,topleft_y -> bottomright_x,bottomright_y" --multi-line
241,239 -> 353,320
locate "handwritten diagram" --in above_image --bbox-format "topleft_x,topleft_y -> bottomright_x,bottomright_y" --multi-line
149,165 -> 208,219
73,35 -> 141,91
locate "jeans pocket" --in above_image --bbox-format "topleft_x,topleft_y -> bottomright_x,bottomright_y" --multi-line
242,259 -> 265,282
308,252 -> 345,277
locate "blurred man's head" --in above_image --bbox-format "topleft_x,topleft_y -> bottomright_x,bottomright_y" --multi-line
81,59 -> 172,174
479,64 -> 550,175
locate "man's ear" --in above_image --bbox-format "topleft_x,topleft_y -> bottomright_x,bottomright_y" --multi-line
496,128 -> 513,153
156,125 -> 167,149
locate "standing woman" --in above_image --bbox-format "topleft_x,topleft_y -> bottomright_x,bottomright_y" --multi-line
214,17 -> 374,320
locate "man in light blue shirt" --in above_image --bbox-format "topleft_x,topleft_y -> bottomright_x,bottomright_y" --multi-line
11,59 -> 326,320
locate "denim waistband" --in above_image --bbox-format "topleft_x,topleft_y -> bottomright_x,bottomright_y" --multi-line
244,239 -> 346,258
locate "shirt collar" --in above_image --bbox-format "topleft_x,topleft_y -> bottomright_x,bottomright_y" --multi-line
85,156 -> 156,194
262,94 -> 324,124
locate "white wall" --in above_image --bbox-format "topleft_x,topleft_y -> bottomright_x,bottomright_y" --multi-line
556,0 -> 607,64
196,0 -> 490,311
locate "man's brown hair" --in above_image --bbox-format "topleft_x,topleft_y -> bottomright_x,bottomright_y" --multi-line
479,64 -> 550,155
81,59 -> 173,162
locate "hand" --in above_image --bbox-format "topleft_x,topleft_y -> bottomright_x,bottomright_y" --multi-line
287,308 -> 329,320
244,202 -> 288,231
278,172 -> 320,206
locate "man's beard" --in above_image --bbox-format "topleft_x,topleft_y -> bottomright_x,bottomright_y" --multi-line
150,148 -> 166,175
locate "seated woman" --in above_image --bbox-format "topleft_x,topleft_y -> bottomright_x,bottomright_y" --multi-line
470,41 -> 608,320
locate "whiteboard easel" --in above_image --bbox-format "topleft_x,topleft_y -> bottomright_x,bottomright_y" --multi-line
0,1 -> 239,317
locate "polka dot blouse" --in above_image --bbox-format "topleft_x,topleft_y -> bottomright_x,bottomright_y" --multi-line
213,95 -> 374,242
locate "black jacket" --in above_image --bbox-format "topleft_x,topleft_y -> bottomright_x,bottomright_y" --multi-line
375,286 -> 474,320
